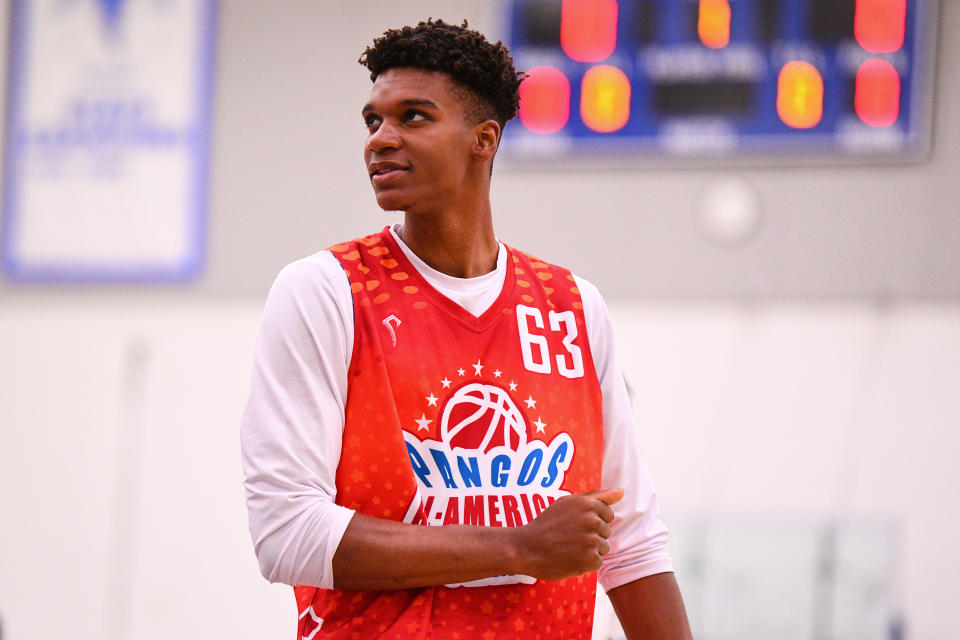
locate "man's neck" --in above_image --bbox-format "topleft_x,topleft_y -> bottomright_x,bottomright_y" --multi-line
399,202 -> 498,279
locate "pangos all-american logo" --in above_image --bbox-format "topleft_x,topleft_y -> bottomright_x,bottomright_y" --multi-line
401,373 -> 574,587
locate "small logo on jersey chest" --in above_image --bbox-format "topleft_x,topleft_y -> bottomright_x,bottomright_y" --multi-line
382,314 -> 401,346
299,606 -> 323,639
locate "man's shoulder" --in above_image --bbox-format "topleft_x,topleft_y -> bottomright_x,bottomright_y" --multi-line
505,244 -> 573,279
270,225 -> 395,303
504,243 -> 602,302
326,227 -> 392,260
504,244 -> 558,269
277,249 -> 341,280
269,249 -> 352,303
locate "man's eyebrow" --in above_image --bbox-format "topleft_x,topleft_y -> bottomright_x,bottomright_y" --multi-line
399,99 -> 439,109
361,98 -> 439,114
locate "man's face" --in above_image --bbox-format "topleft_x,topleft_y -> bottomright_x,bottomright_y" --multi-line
362,67 -> 478,213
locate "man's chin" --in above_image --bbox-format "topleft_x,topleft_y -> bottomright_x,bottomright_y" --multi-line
375,193 -> 410,213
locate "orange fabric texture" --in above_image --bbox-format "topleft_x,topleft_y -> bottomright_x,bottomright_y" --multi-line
295,228 -> 604,639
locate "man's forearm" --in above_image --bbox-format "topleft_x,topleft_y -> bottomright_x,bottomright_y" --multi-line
331,489 -> 623,590
331,513 -> 524,590
607,572 -> 693,640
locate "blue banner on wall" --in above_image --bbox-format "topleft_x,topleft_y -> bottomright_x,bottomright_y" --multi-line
2,0 -> 217,283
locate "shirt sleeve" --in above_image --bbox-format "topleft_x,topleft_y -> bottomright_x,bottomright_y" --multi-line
575,276 -> 675,592
240,251 -> 357,588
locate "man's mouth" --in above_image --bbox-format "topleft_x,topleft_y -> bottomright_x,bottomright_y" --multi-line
369,162 -> 408,177
369,163 -> 408,186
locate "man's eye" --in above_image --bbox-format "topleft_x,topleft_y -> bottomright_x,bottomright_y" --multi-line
405,111 -> 427,122
364,115 -> 380,129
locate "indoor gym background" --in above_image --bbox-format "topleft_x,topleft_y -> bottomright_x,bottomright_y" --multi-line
0,1 -> 958,639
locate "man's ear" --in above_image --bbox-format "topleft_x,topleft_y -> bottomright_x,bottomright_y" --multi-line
472,119 -> 502,161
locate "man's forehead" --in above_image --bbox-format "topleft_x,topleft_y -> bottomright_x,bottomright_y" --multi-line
364,67 -> 459,107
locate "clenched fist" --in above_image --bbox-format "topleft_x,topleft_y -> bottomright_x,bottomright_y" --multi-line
511,488 -> 624,581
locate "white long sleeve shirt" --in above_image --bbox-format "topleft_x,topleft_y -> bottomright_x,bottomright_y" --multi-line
240,226 -> 673,592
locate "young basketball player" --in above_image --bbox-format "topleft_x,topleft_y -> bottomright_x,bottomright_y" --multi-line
241,19 -> 692,639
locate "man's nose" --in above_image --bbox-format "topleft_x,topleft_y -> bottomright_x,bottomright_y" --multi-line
366,121 -> 401,153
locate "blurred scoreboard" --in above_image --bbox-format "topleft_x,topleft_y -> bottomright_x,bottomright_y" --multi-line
502,0 -> 935,161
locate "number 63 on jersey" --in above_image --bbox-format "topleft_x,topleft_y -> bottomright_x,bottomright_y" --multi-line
516,305 -> 585,379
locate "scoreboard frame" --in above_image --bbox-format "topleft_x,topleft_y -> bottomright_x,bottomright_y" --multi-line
498,0 -> 939,167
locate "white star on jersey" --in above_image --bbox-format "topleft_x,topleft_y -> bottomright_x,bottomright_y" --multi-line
525,396 -> 537,409
426,393 -> 438,407
440,377 -> 452,389
533,417 -> 547,433
493,369 -> 502,378
415,414 -> 432,431
472,360 -> 484,376
457,368 -> 465,376
509,380 -> 518,391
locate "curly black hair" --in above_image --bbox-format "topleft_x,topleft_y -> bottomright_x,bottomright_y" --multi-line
359,19 -> 525,131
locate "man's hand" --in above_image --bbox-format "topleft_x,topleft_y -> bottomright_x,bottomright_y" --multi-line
513,488 -> 624,581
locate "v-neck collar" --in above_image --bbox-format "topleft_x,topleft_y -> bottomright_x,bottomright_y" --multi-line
380,227 -> 516,333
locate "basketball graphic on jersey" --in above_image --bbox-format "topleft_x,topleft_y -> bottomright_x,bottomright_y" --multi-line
441,382 -> 528,453
404,372 -> 576,554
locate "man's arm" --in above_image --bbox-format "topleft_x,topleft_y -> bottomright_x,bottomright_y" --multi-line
608,572 -> 693,640
241,255 -> 357,588
575,277 -> 690,636
332,489 -> 624,590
